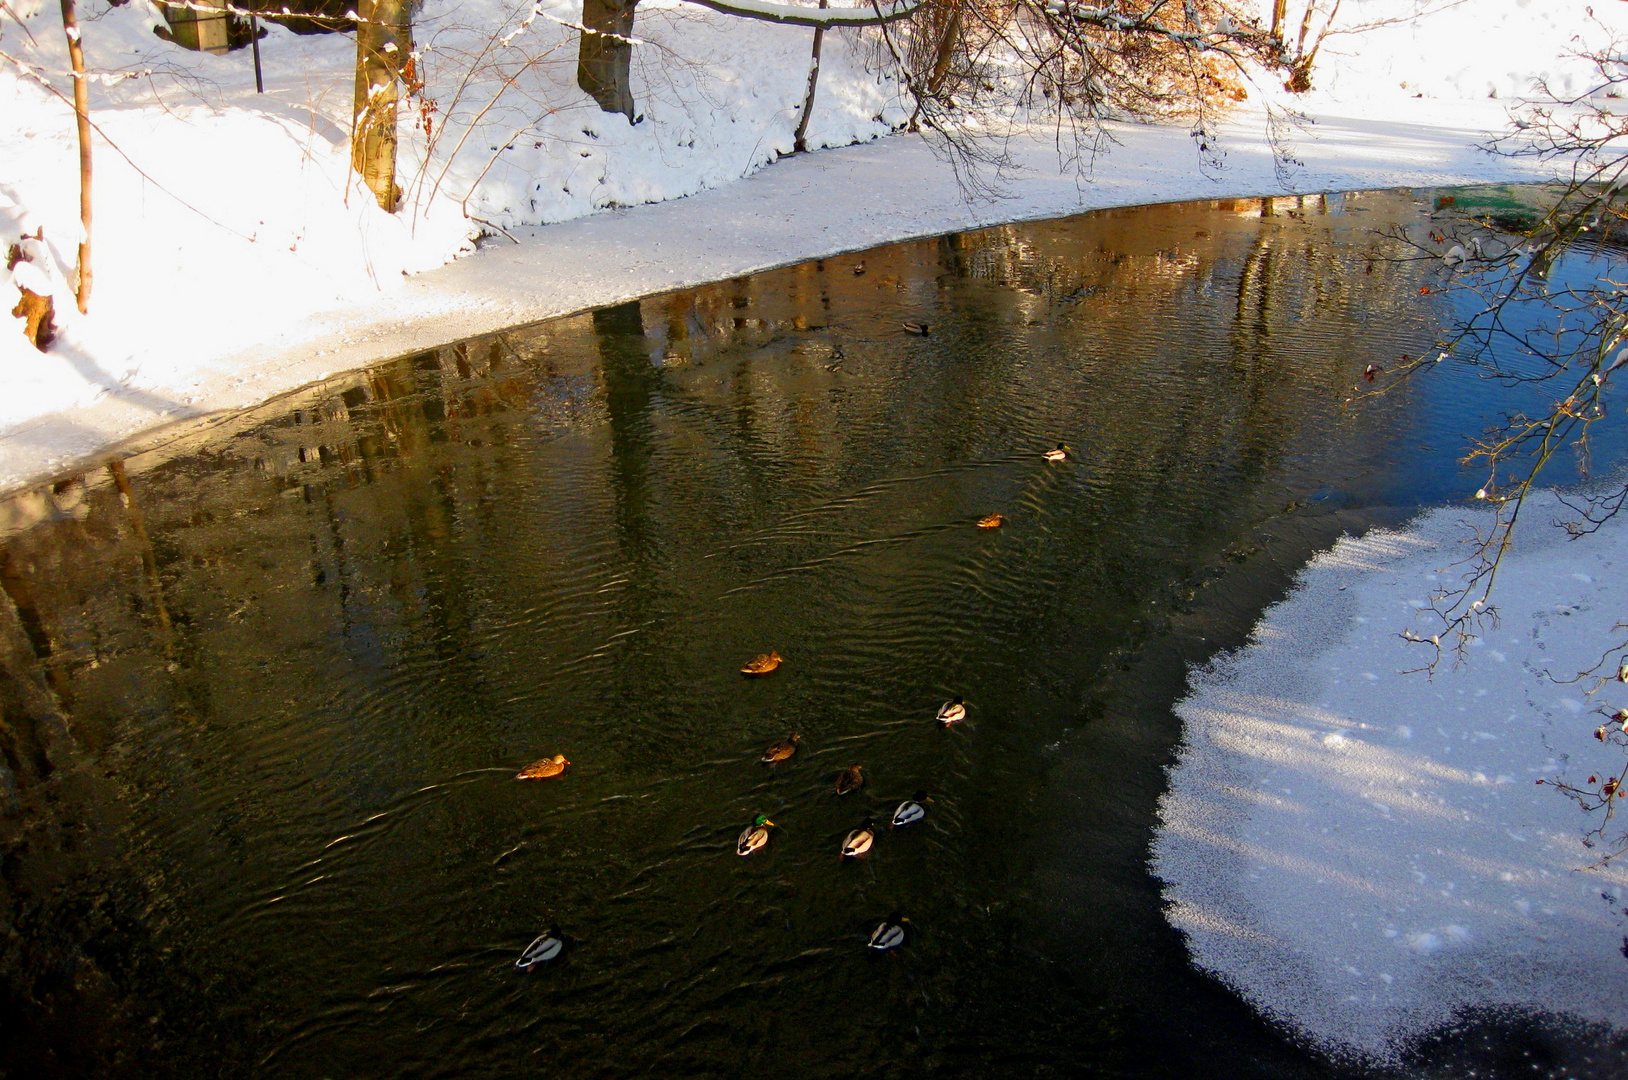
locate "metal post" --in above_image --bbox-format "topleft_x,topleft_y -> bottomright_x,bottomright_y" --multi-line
250,14 -> 264,93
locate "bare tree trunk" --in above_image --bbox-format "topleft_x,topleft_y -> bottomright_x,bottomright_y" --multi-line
1296,0 -> 1330,56
352,0 -> 411,212
578,0 -> 639,120
926,4 -> 960,94
58,0 -> 92,314
907,1 -> 960,132
792,0 -> 828,154
1270,0 -> 1287,39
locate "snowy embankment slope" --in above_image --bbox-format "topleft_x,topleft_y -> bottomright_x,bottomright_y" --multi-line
0,0 -> 1621,490
0,102 -> 1562,490
1153,495 -> 1628,1062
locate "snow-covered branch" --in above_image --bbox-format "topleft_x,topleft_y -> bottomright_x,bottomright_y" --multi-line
677,0 -> 921,29
1036,1 -> 1259,53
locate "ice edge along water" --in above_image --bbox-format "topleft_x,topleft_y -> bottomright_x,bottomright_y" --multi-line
1,0 -> 1623,492
1152,492 -> 1628,1063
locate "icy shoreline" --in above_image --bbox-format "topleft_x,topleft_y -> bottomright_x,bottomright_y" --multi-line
0,100 -> 1558,495
1152,492 -> 1628,1063
4,0 -> 1621,493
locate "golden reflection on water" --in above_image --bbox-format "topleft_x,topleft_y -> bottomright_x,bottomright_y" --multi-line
0,192 -> 1489,1080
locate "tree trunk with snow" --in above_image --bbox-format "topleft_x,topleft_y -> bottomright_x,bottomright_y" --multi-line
352,0 -> 412,213
58,0 -> 92,314
791,0 -> 829,153
578,0 -> 640,120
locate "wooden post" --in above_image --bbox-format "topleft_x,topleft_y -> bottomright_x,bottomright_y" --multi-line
352,0 -> 411,212
58,0 -> 92,314
154,1 -> 227,51
195,0 -> 230,54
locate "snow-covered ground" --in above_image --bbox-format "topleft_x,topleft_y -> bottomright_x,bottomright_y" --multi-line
1153,493 -> 1628,1063
1,0 -> 1623,488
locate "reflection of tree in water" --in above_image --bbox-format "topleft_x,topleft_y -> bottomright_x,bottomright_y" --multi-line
593,300 -> 660,560
0,346 -> 563,1078
0,576 -> 238,1079
0,193 -> 1451,1079
649,193 -> 1433,536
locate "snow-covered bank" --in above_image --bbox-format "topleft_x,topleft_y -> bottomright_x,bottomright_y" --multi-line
0,0 -> 905,455
1153,492 -> 1628,1062
2,0 -> 1624,491
0,102 -> 1564,492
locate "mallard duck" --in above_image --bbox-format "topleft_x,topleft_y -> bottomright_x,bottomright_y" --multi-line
516,754 -> 569,780
742,651 -> 782,676
515,926 -> 564,968
841,818 -> 876,858
936,696 -> 966,726
891,791 -> 930,827
760,733 -> 800,764
1043,442 -> 1069,462
902,321 -> 930,336
977,512 -> 1004,529
836,764 -> 864,795
868,912 -> 909,950
737,814 -> 775,855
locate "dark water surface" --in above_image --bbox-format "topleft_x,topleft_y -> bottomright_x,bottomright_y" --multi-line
2,190 -> 1618,1079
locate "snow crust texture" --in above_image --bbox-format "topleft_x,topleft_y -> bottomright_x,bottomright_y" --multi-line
1153,493 -> 1628,1062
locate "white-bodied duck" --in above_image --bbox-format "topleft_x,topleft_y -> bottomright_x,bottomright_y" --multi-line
737,814 -> 776,856
516,926 -> 564,968
841,818 -> 876,858
868,912 -> 909,951
891,791 -> 930,828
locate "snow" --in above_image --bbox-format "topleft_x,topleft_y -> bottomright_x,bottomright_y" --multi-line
1307,0 -> 1617,104
1153,491 -> 1628,1062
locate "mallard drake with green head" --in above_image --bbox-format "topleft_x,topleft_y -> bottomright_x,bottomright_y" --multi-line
737,814 -> 776,856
